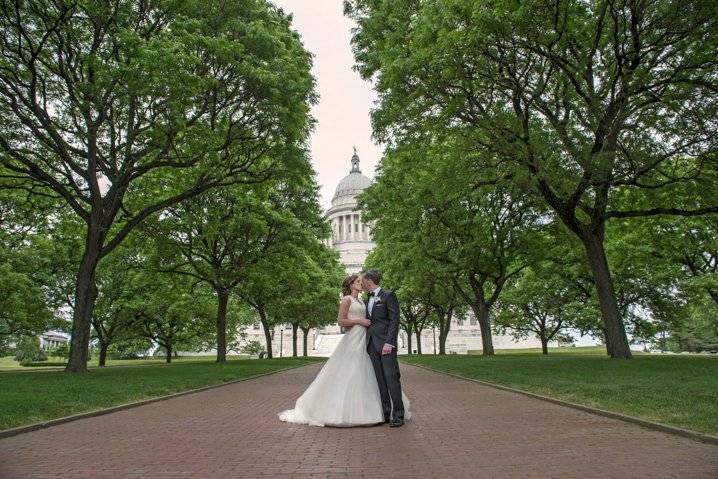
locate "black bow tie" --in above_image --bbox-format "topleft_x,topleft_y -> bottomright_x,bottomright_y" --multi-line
369,292 -> 376,297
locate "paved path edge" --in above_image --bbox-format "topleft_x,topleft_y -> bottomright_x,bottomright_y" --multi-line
0,362 -> 315,440
405,362 -> 718,445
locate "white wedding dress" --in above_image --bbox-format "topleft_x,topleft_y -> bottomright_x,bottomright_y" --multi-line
278,295 -> 410,427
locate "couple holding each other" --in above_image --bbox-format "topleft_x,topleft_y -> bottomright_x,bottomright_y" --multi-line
278,269 -> 410,427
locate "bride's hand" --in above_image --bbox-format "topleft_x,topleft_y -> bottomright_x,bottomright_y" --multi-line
359,319 -> 371,327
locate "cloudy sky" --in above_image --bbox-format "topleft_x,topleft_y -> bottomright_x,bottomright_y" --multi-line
271,0 -> 381,210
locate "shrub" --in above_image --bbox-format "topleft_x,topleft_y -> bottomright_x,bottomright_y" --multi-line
108,339 -> 150,359
51,343 -> 70,359
241,340 -> 264,356
14,336 -> 47,366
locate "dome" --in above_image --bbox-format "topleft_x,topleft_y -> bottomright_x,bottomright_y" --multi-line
331,149 -> 371,205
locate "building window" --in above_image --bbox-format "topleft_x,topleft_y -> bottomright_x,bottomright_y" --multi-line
355,223 -> 358,232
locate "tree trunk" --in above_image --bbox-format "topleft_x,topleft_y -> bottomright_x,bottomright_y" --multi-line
258,308 -> 273,359
415,329 -> 422,354
472,303 -> 495,356
707,288 -> 718,307
292,323 -> 298,357
301,327 -> 309,357
540,332 -> 548,355
582,233 -> 632,358
215,289 -> 229,363
166,343 -> 172,363
405,328 -> 413,355
98,342 -> 108,367
601,327 -> 614,357
438,316 -> 450,355
66,240 -> 102,373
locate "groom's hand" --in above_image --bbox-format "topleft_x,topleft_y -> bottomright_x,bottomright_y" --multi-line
381,344 -> 393,356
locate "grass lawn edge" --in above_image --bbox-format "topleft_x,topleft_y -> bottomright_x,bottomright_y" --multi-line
0,361 -> 316,440
403,362 -> 718,446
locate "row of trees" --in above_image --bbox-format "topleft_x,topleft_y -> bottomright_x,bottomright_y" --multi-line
349,0 -> 717,358
0,0 -> 344,371
1,168 -> 345,365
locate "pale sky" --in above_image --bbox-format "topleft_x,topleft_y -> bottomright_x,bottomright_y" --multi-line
271,0 -> 381,210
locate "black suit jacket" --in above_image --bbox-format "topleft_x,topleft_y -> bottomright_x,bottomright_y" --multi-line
365,289 -> 400,353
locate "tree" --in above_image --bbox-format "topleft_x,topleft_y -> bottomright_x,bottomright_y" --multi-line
282,245 -> 344,357
495,265 -> 587,355
13,336 -> 46,366
91,244 -> 147,366
131,273 -> 215,363
1,0 -> 316,371
652,215 -> 718,308
0,189 -> 67,343
152,167 -> 326,362
347,0 -> 718,358
398,295 -> 431,355
148,183 -> 290,362
0,260 -> 55,341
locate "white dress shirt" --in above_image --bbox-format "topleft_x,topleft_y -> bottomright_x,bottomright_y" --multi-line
367,287 -> 381,315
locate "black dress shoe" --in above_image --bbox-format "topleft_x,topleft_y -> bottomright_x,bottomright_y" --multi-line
389,418 -> 404,428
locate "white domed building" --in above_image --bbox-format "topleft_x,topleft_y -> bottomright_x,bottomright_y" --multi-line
324,149 -> 374,273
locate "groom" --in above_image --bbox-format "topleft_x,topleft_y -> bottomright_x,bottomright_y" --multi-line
362,269 -> 405,427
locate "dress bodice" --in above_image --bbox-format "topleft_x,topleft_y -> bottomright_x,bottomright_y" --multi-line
347,296 -> 366,320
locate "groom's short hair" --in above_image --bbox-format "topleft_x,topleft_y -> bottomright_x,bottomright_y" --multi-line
362,269 -> 381,285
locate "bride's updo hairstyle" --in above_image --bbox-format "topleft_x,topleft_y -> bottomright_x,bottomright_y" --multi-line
341,274 -> 360,297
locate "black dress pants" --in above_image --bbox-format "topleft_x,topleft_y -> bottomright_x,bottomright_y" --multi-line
367,342 -> 404,421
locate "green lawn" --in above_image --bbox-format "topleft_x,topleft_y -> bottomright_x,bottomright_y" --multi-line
467,346 -> 615,355
0,356 -> 323,430
401,349 -> 718,435
0,354 -> 251,371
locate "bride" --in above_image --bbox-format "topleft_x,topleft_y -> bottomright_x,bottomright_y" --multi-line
278,273 -> 410,427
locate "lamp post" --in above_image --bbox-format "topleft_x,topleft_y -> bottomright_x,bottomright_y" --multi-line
280,328 -> 284,358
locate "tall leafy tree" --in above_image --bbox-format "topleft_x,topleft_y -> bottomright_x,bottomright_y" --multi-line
130,272 -> 216,363
495,264 -> 589,355
0,0 -> 316,371
282,245 -> 344,357
149,182 -> 302,362
0,188 -> 70,344
347,0 -> 718,358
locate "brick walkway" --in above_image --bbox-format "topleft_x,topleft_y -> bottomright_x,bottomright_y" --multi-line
1,363 -> 716,478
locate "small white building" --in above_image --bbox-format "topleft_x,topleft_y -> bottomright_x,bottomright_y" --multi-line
40,332 -> 69,350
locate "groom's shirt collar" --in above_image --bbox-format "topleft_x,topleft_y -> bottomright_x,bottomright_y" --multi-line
371,287 -> 381,297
